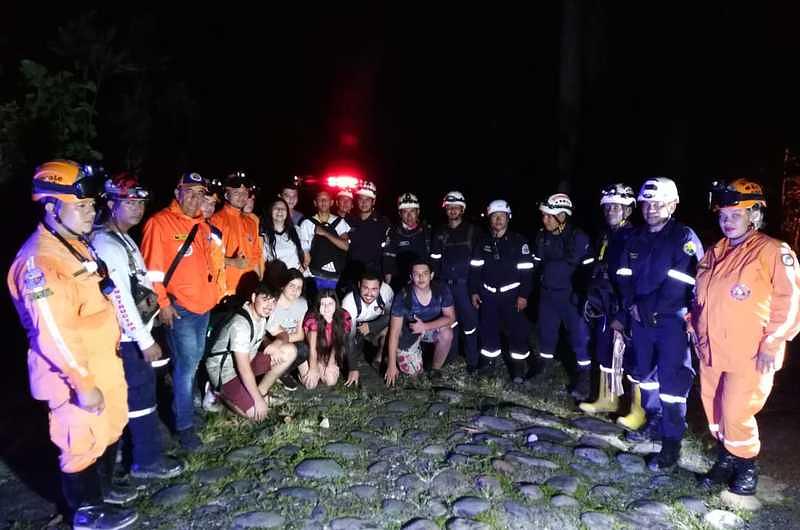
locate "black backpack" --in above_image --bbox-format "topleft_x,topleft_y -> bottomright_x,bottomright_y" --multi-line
308,217 -> 347,279
353,287 -> 387,317
205,295 -> 255,390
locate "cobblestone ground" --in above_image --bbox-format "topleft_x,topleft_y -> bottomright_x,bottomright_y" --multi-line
1,359 -> 797,529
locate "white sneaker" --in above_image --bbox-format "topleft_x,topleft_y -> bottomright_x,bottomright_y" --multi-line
202,387 -> 222,413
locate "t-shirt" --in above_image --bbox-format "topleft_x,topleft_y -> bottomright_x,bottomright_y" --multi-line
341,282 -> 395,338
265,230 -> 303,270
303,310 -> 354,368
205,303 -> 268,386
298,214 -> 351,252
267,297 -> 308,336
390,283 -> 454,324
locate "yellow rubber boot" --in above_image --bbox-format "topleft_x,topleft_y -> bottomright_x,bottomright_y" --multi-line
579,372 -> 619,414
616,382 -> 646,431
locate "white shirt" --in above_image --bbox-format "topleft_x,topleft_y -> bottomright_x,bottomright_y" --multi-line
341,282 -> 395,338
265,230 -> 303,270
298,214 -> 351,252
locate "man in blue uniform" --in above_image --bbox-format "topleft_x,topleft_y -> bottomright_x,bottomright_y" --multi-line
613,177 -> 702,471
534,193 -> 594,399
430,191 -> 482,371
469,200 -> 534,381
580,184 -> 637,416
383,192 -> 431,292
341,181 -> 390,290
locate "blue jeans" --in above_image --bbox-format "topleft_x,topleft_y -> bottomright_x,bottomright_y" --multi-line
163,303 -> 210,432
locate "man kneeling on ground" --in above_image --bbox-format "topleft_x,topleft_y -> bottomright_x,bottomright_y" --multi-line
341,271 -> 395,367
205,283 -> 297,421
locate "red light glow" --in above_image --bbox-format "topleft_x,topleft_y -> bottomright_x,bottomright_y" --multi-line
326,175 -> 360,189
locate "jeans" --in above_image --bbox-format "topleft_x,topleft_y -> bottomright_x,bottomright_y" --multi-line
163,303 -> 210,432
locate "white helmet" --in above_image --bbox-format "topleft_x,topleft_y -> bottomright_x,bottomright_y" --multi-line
397,192 -> 420,210
442,190 -> 466,209
356,180 -> 377,199
600,183 -> 636,206
539,193 -> 573,216
638,177 -> 679,203
487,199 -> 512,217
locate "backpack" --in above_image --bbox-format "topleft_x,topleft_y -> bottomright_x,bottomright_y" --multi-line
308,217 -> 347,279
204,295 -> 254,390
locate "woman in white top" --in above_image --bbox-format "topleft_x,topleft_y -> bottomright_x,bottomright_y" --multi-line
263,198 -> 308,284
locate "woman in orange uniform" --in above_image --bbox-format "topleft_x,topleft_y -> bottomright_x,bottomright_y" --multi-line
693,179 -> 800,496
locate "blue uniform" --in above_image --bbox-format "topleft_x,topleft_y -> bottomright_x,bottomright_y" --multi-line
469,230 -> 534,371
586,223 -> 635,372
534,224 -> 593,368
615,218 -> 702,441
383,223 -> 431,292
431,221 -> 482,368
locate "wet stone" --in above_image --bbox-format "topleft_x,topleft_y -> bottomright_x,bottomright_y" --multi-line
545,475 -> 579,495
351,431 -> 381,445
474,415 -> 520,432
502,500 -> 533,522
378,446 -> 404,458
720,490 -> 763,511
402,518 -> 439,530
446,517 -> 491,530
422,444 -> 447,456
588,485 -> 620,501
405,430 -> 431,444
516,483 -> 544,500
492,458 -> 515,475
454,443 -> 492,456
368,460 -> 390,475
472,433 -> 515,449
223,479 -> 257,496
227,446 -> 263,463
447,431 -> 470,444
294,458 -> 344,479
330,517 -> 380,530
571,416 -> 624,435
578,434 -> 617,450
387,400 -> 414,413
231,511 -> 285,528
704,509 -> 745,530
195,466 -> 231,485
426,497 -> 449,517
151,484 -> 191,507
396,473 -> 426,493
648,474 -> 673,488
551,495 -> 580,508
447,454 -> 470,466
508,405 -> 545,423
383,499 -> 415,516
574,446 -> 609,465
628,499 -> 671,519
580,511 -> 618,530
191,504 -> 226,518
521,426 -> 572,444
616,452 -> 646,474
275,444 -> 302,458
261,469 -> 286,483
369,416 -> 402,430
475,475 -> 503,497
570,462 -> 609,482
436,389 -> 464,403
504,451 -> 559,469
678,496 -> 708,515
276,486 -> 319,502
430,469 -> 469,497
528,441 -> 572,458
350,484 -> 379,500
453,496 -> 491,517
428,402 -> 450,416
324,442 -> 362,460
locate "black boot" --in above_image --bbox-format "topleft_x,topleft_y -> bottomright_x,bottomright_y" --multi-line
625,414 -> 662,442
98,443 -> 138,505
698,443 -> 736,489
647,438 -> 681,471
570,369 -> 591,401
729,456 -> 758,496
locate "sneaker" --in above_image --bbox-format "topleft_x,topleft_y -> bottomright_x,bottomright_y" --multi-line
279,373 -> 299,392
177,427 -> 203,451
102,484 -> 138,505
130,456 -> 185,480
73,505 -> 138,530
202,388 -> 222,413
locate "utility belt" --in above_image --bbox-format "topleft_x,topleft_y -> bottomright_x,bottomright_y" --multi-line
482,281 -> 520,294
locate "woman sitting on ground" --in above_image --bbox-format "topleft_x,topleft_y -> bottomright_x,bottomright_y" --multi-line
299,289 -> 360,388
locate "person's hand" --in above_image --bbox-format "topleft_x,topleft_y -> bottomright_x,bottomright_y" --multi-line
142,342 -> 163,363
471,294 -> 481,309
77,386 -> 105,415
159,305 -> 180,328
345,370 -> 360,387
756,351 -> 776,374
228,251 -> 248,269
610,319 -> 625,332
516,297 -> 528,312
385,363 -> 399,387
302,252 -> 311,268
409,317 -> 427,334
358,323 -> 370,336
629,304 -> 642,323
314,225 -> 326,236
301,365 -> 321,389
251,395 -> 269,422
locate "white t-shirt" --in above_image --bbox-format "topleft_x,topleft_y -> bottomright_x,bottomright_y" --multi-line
205,303 -> 268,387
265,230 -> 303,270
298,214 -> 351,252
267,297 -> 308,336
341,282 -> 395,338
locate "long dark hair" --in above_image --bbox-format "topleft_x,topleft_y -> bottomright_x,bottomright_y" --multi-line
264,197 -> 304,267
310,289 -> 349,367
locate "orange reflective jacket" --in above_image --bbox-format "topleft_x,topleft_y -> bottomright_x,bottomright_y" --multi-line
212,204 -> 262,295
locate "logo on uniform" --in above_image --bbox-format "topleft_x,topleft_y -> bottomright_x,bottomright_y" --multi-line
23,267 -> 46,292
683,241 -> 697,256
730,283 -> 751,301
521,244 -> 530,255
483,245 -> 492,252
782,254 -> 795,267
398,240 -> 410,247
629,252 -> 639,260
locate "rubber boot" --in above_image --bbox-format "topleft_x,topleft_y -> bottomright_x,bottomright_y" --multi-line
579,371 -> 620,414
616,382 -> 646,431
698,443 -> 736,489
647,437 -> 681,471
729,456 -> 758,496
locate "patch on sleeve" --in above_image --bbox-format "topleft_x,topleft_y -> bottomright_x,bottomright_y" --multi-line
730,283 -> 751,301
521,244 -> 530,255
782,253 -> 795,267
683,241 -> 697,256
23,266 -> 47,292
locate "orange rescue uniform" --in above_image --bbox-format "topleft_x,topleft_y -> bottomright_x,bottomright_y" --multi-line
694,232 -> 800,458
141,200 -> 218,315
211,204 -> 262,296
7,226 -> 127,472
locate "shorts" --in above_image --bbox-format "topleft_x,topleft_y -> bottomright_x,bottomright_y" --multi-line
220,351 -> 272,412
397,335 -> 423,375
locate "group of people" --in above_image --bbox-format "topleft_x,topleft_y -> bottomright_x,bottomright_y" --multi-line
8,159 -> 800,530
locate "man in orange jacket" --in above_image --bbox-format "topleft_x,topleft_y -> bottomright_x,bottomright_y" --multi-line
7,160 -> 138,529
694,179 -> 800,496
212,172 -> 263,297
141,172 -> 218,450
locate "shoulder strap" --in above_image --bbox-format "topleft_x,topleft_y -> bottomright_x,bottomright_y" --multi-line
235,306 -> 255,343
104,229 -> 138,273
354,291 -> 363,316
330,217 -> 342,230
163,223 -> 199,288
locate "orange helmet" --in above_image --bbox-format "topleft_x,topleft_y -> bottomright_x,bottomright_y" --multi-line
32,160 -> 100,203
709,178 -> 766,210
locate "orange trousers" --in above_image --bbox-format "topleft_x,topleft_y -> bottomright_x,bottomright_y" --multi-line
699,362 -> 775,459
